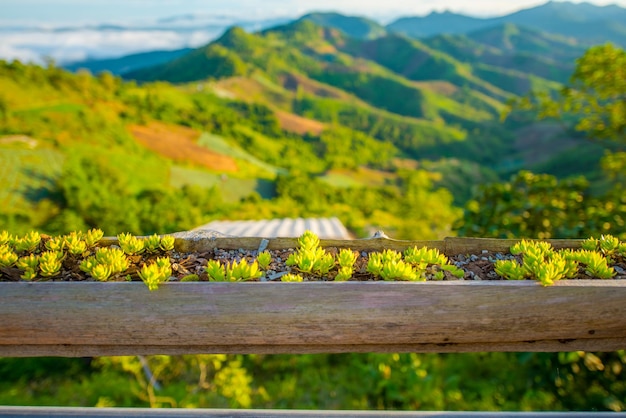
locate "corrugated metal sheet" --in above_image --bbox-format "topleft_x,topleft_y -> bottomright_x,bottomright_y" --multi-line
194,217 -> 353,239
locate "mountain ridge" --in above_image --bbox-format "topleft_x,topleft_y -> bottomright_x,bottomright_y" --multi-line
123,16 -> 598,179
62,0 -> 620,198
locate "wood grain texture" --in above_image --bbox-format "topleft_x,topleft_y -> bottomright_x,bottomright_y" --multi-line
171,236 -> 446,253
1,280 -> 624,357
167,235 -> 583,254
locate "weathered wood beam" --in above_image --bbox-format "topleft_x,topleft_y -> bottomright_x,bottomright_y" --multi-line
1,280 -> 624,357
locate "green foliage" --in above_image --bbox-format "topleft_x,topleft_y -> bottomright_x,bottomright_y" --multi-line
565,250 -> 615,280
16,253 -> 39,280
138,257 -> 172,291
0,354 -> 257,408
308,126 -> 397,170
14,231 -> 41,253
458,170 -> 626,240
117,232 -> 145,255
281,273 -> 304,282
0,244 -> 18,267
127,43 -> 248,83
337,248 -> 358,268
256,251 -> 272,270
205,258 -> 262,282
0,231 -> 14,246
270,170 -> 460,240
493,259 -> 526,281
335,248 -> 358,281
64,232 -> 87,256
367,250 -> 410,280
160,235 -> 175,252
0,229 -> 179,289
508,44 -> 626,142
87,263 -> 112,282
404,246 -> 464,279
286,230 -> 334,277
4,41 -> 626,413
581,234 -> 626,263
367,246 -> 463,281
181,274 -> 199,282
80,247 -> 130,281
38,251 -> 62,277
496,238 -> 619,285
292,95 -> 467,159
205,259 -> 226,282
143,234 -> 161,253
227,258 -> 263,281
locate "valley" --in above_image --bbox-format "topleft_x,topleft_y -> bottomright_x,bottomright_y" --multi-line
0,1 -> 624,239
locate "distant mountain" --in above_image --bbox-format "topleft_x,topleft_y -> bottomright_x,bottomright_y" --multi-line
387,11 -> 488,38
466,23 -> 584,59
493,1 -> 626,45
299,12 -> 387,39
120,9 -> 623,182
63,48 -> 193,75
63,1 -> 626,78
386,1 -> 626,46
125,27 -> 253,83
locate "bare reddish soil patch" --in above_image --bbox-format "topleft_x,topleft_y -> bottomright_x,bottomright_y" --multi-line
274,110 -> 326,136
278,73 -> 353,100
128,122 -> 238,172
213,77 -> 267,101
412,80 -> 459,96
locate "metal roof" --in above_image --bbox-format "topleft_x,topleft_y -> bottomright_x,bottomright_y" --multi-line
194,217 -> 353,239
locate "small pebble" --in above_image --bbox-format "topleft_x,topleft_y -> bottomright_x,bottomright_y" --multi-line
267,271 -> 290,281
258,239 -> 269,253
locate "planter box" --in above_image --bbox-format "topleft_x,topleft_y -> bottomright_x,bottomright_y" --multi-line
1,236 -> 625,357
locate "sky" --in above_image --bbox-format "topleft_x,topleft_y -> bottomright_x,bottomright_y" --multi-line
3,0 -> 626,25
1,0 -> 626,64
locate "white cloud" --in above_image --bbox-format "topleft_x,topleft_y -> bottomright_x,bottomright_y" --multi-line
2,0 -> 626,64
0,28 -> 221,64
0,43 -> 42,63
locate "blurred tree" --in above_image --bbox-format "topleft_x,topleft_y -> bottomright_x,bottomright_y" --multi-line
458,171 -> 589,239
0,94 -> 8,123
506,43 -> 626,143
474,44 -> 626,240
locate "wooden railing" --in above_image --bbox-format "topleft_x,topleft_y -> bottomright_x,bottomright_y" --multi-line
2,236 -> 626,416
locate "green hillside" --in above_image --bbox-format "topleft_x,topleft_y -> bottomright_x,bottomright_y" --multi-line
63,48 -> 193,75
466,23 -> 587,61
385,1 -> 626,47
299,12 -> 387,39
127,19 -> 581,175
387,11 -> 488,38
4,7 -> 626,413
3,13 -> 618,240
128,19 -> 562,120
1,59 -> 468,240
423,29 -> 577,84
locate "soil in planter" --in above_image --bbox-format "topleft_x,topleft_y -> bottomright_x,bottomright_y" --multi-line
2,240 -> 626,283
